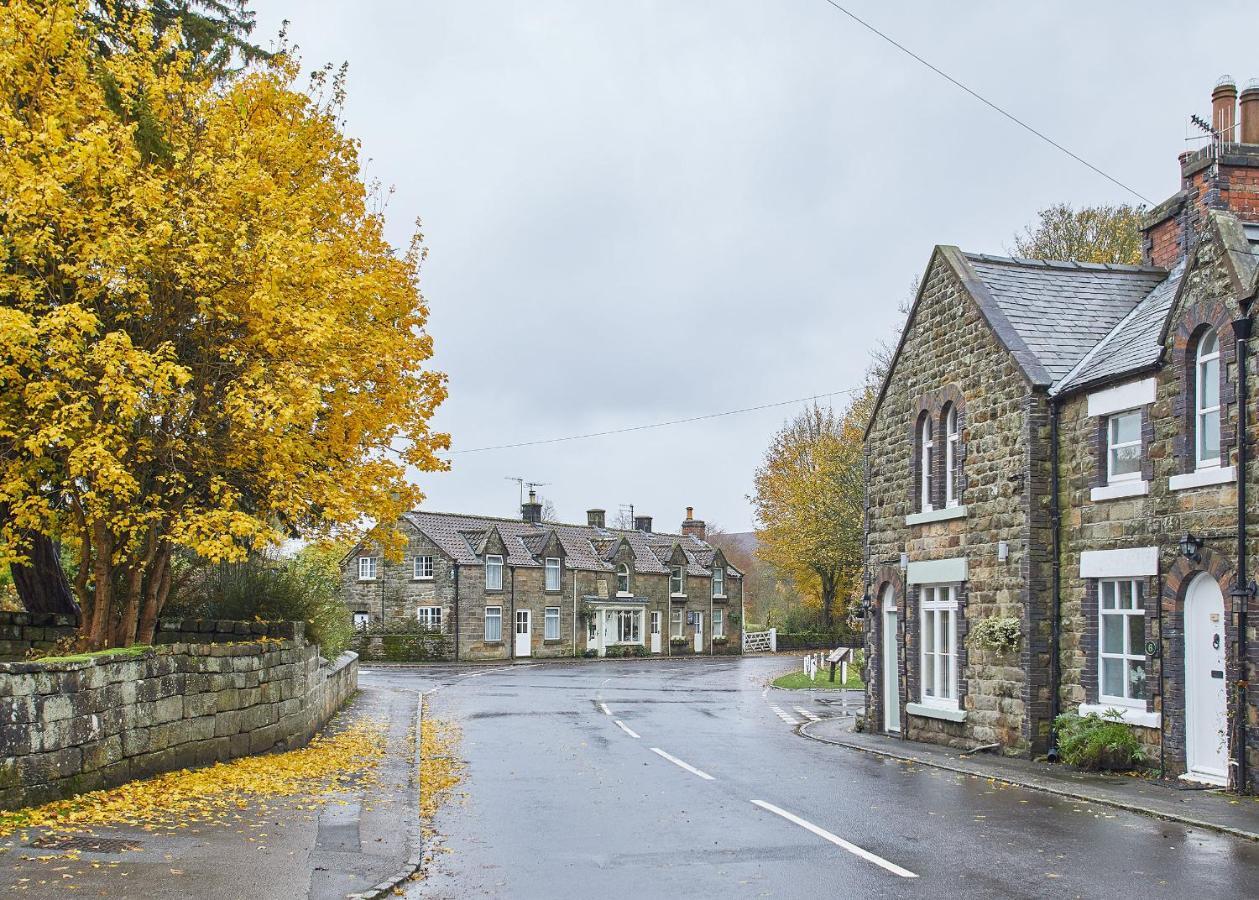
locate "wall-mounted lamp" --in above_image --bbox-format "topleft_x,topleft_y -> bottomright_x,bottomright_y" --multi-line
997,541 -> 1009,563
899,552 -> 909,571
1178,532 -> 1202,561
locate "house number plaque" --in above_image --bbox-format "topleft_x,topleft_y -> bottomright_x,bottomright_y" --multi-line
1145,640 -> 1160,657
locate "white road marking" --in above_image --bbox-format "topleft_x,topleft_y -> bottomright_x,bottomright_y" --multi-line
750,800 -> 918,879
599,702 -> 612,716
650,748 -> 714,781
793,706 -> 821,722
615,720 -> 640,739
769,705 -> 801,726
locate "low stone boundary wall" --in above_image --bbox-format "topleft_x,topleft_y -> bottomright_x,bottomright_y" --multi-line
0,612 -> 80,660
0,633 -> 358,810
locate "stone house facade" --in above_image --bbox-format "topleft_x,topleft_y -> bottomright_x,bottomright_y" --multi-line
340,499 -> 742,662
864,78 -> 1259,792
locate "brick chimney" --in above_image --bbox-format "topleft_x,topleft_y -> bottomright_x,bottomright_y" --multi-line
633,515 -> 653,533
1141,75 -> 1259,268
521,489 -> 542,524
586,508 -> 605,528
681,506 -> 706,540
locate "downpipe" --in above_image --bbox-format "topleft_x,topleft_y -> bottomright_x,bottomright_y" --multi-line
1048,398 -> 1062,762
1232,316 -> 1253,795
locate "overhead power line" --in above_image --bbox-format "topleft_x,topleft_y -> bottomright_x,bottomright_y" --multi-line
817,0 -> 1154,205
447,389 -> 860,455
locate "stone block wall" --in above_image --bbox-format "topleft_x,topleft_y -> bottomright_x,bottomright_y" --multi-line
0,632 -> 358,810
0,612 -> 79,660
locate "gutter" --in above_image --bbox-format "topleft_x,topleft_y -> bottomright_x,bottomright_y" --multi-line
1232,315 -> 1253,795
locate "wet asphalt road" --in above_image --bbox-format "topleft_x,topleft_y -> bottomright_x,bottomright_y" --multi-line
364,657 -> 1259,899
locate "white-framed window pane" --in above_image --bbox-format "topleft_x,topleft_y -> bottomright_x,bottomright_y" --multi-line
1102,657 -> 1124,697
545,558 -> 561,591
484,606 -> 502,642
486,555 -> 503,591
1098,578 -> 1146,703
359,557 -> 376,580
713,610 -> 724,637
417,606 -> 441,629
617,565 -> 630,594
545,607 -> 560,640
1199,410 -> 1221,463
671,609 -> 684,638
414,555 -> 433,579
1107,411 -> 1142,480
712,567 -> 724,596
1200,355 -> 1220,408
353,612 -> 370,630
671,567 -> 684,594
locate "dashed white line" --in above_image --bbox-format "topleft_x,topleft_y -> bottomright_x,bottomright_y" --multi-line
598,702 -> 612,716
770,705 -> 802,726
794,706 -> 821,722
751,800 -> 917,878
615,720 -> 640,739
650,747 -> 715,781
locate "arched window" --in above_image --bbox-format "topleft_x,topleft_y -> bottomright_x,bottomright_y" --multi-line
1196,328 -> 1221,468
616,563 -> 631,595
919,416 -> 934,512
944,405 -> 960,507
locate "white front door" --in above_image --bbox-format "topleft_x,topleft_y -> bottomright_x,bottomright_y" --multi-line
883,588 -> 900,732
693,612 -> 704,653
650,611 -> 661,654
1185,574 -> 1227,784
515,609 -> 532,658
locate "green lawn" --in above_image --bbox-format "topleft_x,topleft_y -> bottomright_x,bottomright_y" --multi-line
772,658 -> 864,690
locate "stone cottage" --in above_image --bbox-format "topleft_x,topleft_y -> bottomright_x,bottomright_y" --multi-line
863,77 -> 1259,791
340,498 -> 742,661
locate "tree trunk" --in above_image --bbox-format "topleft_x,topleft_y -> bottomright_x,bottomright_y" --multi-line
135,544 -> 171,646
86,525 -> 114,649
0,503 -> 80,617
819,571 -> 836,629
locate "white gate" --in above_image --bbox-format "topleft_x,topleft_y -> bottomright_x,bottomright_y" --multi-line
743,628 -> 777,653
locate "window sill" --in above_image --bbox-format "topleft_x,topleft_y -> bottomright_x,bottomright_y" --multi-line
670,593 -> 688,598
1090,480 -> 1149,502
1169,465 -> 1235,491
905,505 -> 967,527
615,591 -> 633,598
1077,702 -> 1161,729
412,577 -> 434,582
905,702 -> 966,723
357,578 -> 378,583
543,639 -> 563,645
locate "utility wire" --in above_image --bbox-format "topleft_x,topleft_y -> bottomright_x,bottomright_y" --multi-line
817,0 -> 1154,205
446,389 -> 860,455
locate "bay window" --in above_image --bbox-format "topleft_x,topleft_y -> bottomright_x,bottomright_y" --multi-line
919,585 -> 958,708
616,610 -> 641,643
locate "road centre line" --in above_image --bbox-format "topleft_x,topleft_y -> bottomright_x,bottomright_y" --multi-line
599,702 -> 612,715
750,800 -> 918,879
650,748 -> 715,781
615,720 -> 640,739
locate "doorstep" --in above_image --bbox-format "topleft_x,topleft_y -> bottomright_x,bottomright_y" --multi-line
799,717 -> 1259,843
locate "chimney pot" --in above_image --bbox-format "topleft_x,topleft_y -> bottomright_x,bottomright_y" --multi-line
586,508 -> 605,529
1213,76 -> 1238,143
1241,80 -> 1259,145
681,508 -> 706,540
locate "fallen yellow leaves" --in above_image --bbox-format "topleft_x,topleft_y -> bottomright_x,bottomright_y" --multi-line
418,711 -> 463,824
0,719 -> 387,841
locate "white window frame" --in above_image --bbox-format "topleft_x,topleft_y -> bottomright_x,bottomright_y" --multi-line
544,606 -> 560,640
544,557 -> 561,592
413,555 -> 434,580
920,417 -> 934,512
358,556 -> 377,581
712,566 -> 725,598
670,565 -> 685,596
352,612 -> 370,630
416,606 -> 442,630
670,608 -> 684,639
945,406 -> 960,507
484,606 -> 502,642
919,585 -> 958,709
1106,409 -> 1143,484
1098,579 -> 1147,709
616,563 -> 631,596
1196,329 -> 1222,469
485,554 -> 504,591
615,609 -> 642,644
713,609 -> 724,638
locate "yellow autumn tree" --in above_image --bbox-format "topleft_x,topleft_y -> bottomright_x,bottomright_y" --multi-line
0,1 -> 447,649
752,395 -> 869,629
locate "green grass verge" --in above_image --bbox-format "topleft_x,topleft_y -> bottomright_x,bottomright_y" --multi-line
772,667 -> 863,690
33,645 -> 153,664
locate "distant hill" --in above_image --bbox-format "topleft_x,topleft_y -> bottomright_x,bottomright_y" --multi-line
716,531 -> 758,557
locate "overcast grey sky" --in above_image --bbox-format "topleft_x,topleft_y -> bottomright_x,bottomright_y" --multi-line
255,0 -> 1254,532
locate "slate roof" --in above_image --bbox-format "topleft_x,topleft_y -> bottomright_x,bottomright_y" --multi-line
963,254 -> 1169,385
1053,265 -> 1184,396
398,510 -> 737,577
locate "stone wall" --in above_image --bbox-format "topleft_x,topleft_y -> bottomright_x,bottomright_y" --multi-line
0,628 -> 358,810
0,612 -> 79,660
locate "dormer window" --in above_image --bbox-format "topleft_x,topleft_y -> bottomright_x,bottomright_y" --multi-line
1196,328 -> 1221,468
544,557 -> 561,591
712,566 -> 725,598
670,565 -> 685,596
616,563 -> 631,595
485,554 -> 503,591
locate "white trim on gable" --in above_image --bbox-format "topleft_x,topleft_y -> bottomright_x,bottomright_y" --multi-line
906,557 -> 968,585
1086,377 -> 1157,418
1079,547 -> 1158,578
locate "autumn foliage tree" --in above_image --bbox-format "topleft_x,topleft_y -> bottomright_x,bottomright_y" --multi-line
752,398 -> 867,630
1011,202 -> 1143,265
0,1 -> 448,649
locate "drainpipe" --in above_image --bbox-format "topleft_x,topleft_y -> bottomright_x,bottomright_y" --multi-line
1048,398 -> 1063,761
1232,316 -> 1253,794
509,565 -> 516,661
453,563 -> 460,662
572,568 -> 578,658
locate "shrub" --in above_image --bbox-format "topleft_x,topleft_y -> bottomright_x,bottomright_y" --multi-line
1054,710 -> 1146,771
166,548 -> 353,657
969,616 -> 1021,655
582,648 -> 597,658
630,644 -> 648,657
669,637 -> 688,648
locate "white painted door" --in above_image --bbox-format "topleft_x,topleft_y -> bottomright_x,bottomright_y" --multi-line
693,613 -> 703,653
650,611 -> 661,654
515,609 -> 532,658
883,588 -> 900,732
1185,574 -> 1227,783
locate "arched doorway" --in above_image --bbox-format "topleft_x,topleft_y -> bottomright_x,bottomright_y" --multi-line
1184,573 -> 1228,785
882,583 -> 900,733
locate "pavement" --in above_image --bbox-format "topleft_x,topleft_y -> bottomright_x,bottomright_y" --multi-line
0,679 -> 421,900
